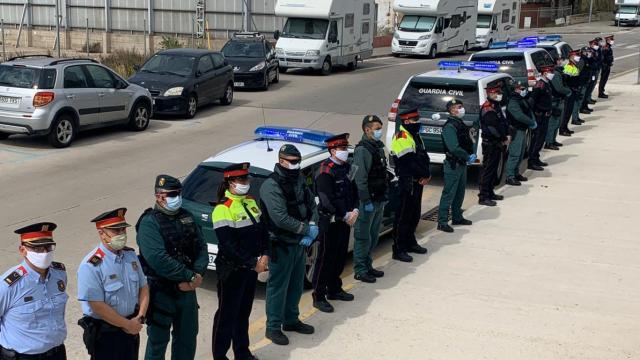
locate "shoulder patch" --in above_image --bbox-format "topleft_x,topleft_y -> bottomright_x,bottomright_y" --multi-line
50,261 -> 66,271
88,248 -> 106,266
223,198 -> 234,208
394,131 -> 407,140
4,265 -> 27,286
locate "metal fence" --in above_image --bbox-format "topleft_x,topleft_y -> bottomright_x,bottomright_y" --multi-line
520,6 -> 573,29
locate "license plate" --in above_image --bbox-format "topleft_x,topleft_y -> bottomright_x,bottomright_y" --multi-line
421,126 -> 442,135
234,82 -> 244,87
0,96 -> 20,108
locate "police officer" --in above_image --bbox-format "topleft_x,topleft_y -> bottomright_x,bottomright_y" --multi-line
528,65 -> 555,171
582,38 -> 603,110
77,208 -> 149,360
478,84 -> 510,206
211,163 -> 268,360
505,81 -> 536,186
579,43 -> 598,116
437,100 -> 474,233
545,56 -> 572,150
599,35 -> 614,99
560,50 -> 582,137
390,108 -> 430,262
136,175 -> 209,360
353,115 -> 388,284
312,133 -> 359,313
0,223 -> 67,359
260,145 -> 318,346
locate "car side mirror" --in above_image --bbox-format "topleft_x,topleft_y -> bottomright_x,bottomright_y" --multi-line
492,23 -> 497,30
133,64 -> 141,72
196,70 -> 202,77
274,30 -> 281,40
117,80 -> 128,89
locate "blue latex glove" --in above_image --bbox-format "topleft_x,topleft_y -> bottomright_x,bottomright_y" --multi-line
467,154 -> 477,165
299,236 -> 313,247
306,224 -> 319,240
364,202 -> 374,213
530,122 -> 538,130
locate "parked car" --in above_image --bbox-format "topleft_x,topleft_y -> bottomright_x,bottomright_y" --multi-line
128,49 -> 234,119
221,32 -> 280,90
0,56 -> 152,148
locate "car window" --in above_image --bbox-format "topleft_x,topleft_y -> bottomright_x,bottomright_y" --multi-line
531,51 -> 554,71
141,54 -> 195,76
0,65 -> 40,89
183,166 -> 267,205
265,41 -> 272,55
198,55 -> 214,74
222,41 -> 265,58
85,65 -> 115,88
64,66 -> 89,89
540,46 -> 559,60
39,69 -> 57,89
212,54 -> 225,69
400,80 -> 480,115
560,44 -> 572,59
470,53 -> 527,77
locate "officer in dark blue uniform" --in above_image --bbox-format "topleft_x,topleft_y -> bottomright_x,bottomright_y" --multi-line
598,35 -> 614,99
0,223 -> 67,359
77,208 -> 149,360
528,65 -> 555,171
312,133 -> 359,313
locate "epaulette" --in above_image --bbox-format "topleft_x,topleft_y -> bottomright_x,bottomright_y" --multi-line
50,261 -> 66,271
88,248 -> 106,266
535,81 -> 545,88
319,160 -> 335,175
4,266 -> 27,286
394,131 -> 407,140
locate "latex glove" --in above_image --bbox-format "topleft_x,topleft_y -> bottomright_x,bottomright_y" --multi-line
306,224 -> 319,240
530,122 -> 538,130
364,202 -> 375,213
467,154 -> 477,165
299,236 -> 314,247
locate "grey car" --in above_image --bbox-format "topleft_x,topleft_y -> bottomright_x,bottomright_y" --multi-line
0,56 -> 153,148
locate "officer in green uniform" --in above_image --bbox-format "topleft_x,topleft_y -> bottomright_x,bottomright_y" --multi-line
505,81 -> 537,186
259,145 -> 318,346
437,99 -> 474,233
136,175 -> 209,360
545,56 -> 572,150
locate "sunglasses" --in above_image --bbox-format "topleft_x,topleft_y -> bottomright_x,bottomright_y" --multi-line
281,158 -> 301,165
24,244 -> 56,253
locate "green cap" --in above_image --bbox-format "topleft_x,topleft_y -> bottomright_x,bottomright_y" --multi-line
279,144 -> 301,159
362,115 -> 383,128
155,174 -> 182,191
446,99 -> 464,110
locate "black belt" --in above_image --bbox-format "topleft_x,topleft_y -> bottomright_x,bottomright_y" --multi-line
0,344 -> 64,359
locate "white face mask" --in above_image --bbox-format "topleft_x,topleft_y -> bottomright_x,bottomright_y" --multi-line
26,250 -> 55,269
592,45 -> 599,50
545,73 -> 555,81
572,56 -> 581,63
286,161 -> 301,170
492,94 -> 503,102
233,183 -> 251,195
518,89 -> 528,97
335,150 -> 349,162
608,41 -> 614,46
108,234 -> 128,250
457,108 -> 466,118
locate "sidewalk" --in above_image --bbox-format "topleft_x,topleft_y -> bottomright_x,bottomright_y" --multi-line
534,20 -> 633,35
253,73 -> 640,359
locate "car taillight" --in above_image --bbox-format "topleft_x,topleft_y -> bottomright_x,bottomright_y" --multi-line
33,92 -> 55,107
388,99 -> 400,122
527,69 -> 537,87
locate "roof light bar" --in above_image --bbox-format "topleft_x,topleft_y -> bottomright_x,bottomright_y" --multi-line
254,126 -> 334,148
438,61 -> 499,72
489,41 -> 519,49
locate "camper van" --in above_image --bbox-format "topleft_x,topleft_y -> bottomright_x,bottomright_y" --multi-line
475,0 -> 520,49
615,0 -> 640,26
274,0 -> 375,75
391,0 -> 478,58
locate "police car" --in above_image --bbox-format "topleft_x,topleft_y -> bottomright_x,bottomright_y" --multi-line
386,61 -> 514,181
181,126 -> 399,283
525,35 -> 574,61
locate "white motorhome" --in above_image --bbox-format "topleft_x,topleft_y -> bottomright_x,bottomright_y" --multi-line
274,0 -> 375,75
615,0 -> 640,26
391,0 -> 478,58
475,0 -> 520,49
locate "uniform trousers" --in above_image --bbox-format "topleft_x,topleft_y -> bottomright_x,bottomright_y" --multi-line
438,160 -> 467,225
353,201 -> 386,276
145,290 -> 198,360
312,219 -> 350,299
529,112 -> 550,164
546,101 -> 565,144
478,142 -> 503,201
506,129 -> 527,178
265,244 -> 305,331
94,328 -> 139,360
393,180 -> 422,253
599,64 -> 611,95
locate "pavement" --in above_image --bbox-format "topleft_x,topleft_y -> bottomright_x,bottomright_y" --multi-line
252,72 -> 640,359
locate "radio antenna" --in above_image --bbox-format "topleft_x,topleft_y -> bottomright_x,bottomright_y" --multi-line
261,104 -> 273,152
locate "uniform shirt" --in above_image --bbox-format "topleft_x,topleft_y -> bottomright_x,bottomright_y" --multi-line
77,243 -> 147,319
0,261 -> 67,354
531,79 -> 553,113
480,100 -> 509,143
390,125 -> 431,179
316,158 -> 359,219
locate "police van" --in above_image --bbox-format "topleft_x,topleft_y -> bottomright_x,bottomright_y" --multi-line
180,126 -> 399,284
525,35 -> 574,61
386,61 -> 513,179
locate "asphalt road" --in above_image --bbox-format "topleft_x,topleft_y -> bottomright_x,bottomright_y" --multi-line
0,26 -> 638,359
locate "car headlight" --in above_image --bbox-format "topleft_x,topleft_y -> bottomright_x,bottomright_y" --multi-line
305,50 -> 320,56
163,87 -> 184,97
418,34 -> 431,40
393,32 -> 400,39
477,35 -> 486,39
276,47 -> 284,55
250,62 -> 266,72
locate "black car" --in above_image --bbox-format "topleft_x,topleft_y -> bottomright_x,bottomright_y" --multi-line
129,49 -> 234,119
221,32 -> 279,90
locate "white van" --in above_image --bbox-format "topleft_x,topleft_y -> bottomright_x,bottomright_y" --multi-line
274,0 -> 375,75
615,0 -> 640,26
475,0 -> 520,49
391,0 -> 478,58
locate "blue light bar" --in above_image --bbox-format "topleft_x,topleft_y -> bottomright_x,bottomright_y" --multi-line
520,36 -> 539,43
438,61 -> 499,72
517,40 -> 538,48
489,41 -> 518,49
254,126 -> 334,147
519,35 -> 563,43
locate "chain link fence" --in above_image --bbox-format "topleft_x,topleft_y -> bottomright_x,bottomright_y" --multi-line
520,6 -> 573,29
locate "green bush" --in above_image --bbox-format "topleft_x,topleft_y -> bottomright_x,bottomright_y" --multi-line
160,36 -> 182,50
101,49 -> 148,78
82,42 -> 102,53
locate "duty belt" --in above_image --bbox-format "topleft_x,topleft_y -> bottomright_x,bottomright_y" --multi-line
0,344 -> 65,360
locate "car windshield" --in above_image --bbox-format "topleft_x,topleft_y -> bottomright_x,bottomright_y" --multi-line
400,80 -> 480,115
398,15 -> 437,32
140,54 -> 196,76
540,46 -> 559,60
222,41 -> 265,58
618,6 -> 637,14
477,14 -> 492,29
183,166 -> 267,206
282,18 -> 329,40
470,53 -> 527,77
0,65 -> 40,88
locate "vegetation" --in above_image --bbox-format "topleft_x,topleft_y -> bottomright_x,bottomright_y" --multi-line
100,49 -> 148,78
160,36 -> 182,50
82,41 -> 102,53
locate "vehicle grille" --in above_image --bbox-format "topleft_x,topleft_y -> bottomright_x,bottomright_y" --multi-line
148,89 -> 161,97
285,51 -> 306,57
399,40 -> 418,46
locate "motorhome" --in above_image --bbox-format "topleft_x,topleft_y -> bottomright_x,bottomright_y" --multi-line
274,0 -> 375,75
615,0 -> 640,26
391,0 -> 478,58
475,0 -> 520,49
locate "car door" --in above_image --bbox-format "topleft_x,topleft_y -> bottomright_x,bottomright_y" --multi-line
85,64 -> 130,122
63,65 -> 101,126
264,41 -> 277,81
211,53 -> 232,99
327,19 -> 342,61
195,55 -> 217,104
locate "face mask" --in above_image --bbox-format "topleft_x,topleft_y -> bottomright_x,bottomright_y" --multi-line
599,41 -> 605,46
286,161 -> 301,170
587,53 -> 592,58
545,73 -> 555,81
373,129 -> 383,140
335,150 -> 349,162
572,56 -> 581,63
518,90 -> 528,98
233,183 -> 251,195
403,122 -> 421,133
26,250 -> 55,269
457,108 -> 466,118
592,45 -> 599,50
609,41 -> 614,46
492,94 -> 503,102
108,234 -> 128,251
165,195 -> 182,211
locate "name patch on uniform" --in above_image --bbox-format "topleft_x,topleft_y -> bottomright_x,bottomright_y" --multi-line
109,274 -> 118,280
24,296 -> 33,302
418,88 -> 465,97
57,280 -> 66,292
180,218 -> 194,224
132,262 -> 139,271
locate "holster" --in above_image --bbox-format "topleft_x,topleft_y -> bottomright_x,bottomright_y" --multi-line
78,316 -> 100,356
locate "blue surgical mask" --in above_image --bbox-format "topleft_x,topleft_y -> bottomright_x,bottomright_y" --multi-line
519,90 -> 528,97
165,195 -> 182,211
373,129 -> 383,140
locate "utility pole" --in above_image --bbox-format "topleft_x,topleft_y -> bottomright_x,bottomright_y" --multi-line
55,0 -> 61,57
242,0 -> 252,32
195,0 -> 205,46
588,0 -> 594,23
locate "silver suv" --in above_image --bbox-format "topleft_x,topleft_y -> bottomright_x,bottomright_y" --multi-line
0,56 -> 153,148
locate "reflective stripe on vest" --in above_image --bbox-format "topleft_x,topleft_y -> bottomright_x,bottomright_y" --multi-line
390,125 -> 416,159
212,191 -> 262,229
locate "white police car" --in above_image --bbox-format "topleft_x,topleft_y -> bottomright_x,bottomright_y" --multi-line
181,126 -> 399,284
386,61 -> 515,181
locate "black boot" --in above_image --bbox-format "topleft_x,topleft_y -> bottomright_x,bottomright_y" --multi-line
588,99 -> 597,104
355,272 -> 377,283
491,194 -> 504,201
407,244 -> 428,254
544,144 -> 560,150
328,290 -> 355,301
452,218 -> 473,225
598,93 -> 608,99
506,177 -> 521,186
283,321 -> 315,334
368,268 -> 385,278
478,199 -> 497,206
528,163 -> 544,171
437,223 -> 454,233
516,174 -> 528,182
392,251 -> 413,262
553,141 -> 563,147
266,329 -> 290,346
313,297 -> 335,313
559,130 -> 572,137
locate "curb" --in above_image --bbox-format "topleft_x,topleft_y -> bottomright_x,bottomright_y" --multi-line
370,52 -> 393,59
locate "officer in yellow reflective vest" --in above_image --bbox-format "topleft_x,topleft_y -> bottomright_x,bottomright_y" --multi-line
211,162 -> 269,360
390,108 -> 431,263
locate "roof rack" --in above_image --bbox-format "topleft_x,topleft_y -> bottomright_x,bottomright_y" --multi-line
7,54 -> 53,61
48,58 -> 99,66
233,32 -> 265,39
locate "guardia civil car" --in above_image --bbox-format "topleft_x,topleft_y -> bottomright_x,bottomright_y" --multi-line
181,126 -> 399,284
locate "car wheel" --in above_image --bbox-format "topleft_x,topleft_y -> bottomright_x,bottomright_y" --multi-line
48,115 -> 76,148
392,53 -> 401,57
279,67 -> 288,74
184,95 -> 198,119
347,57 -> 358,71
487,39 -> 493,49
273,66 -> 280,84
461,41 -> 468,55
0,132 -> 9,140
128,101 -> 150,131
260,72 -> 269,91
428,45 -> 437,59
304,242 -> 319,290
320,57 -> 332,76
220,83 -> 233,105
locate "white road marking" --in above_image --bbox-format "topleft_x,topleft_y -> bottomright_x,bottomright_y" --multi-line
616,43 -> 627,47
615,52 -> 639,60
625,44 -> 639,49
363,59 -> 433,71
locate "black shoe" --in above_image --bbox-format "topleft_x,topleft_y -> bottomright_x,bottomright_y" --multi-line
368,268 -> 385,278
355,272 -> 377,283
559,131 -> 572,137
588,99 -> 597,104
282,321 -> 315,334
266,329 -> 290,345
571,121 -> 583,125
598,93 -> 608,99
491,194 -> 504,201
506,177 -> 521,186
544,144 -> 559,150
568,129 -> 575,134
578,119 -> 585,124
579,109 -> 592,114
328,290 -> 355,302
553,141 -> 563,147
536,160 -> 548,167
452,218 -> 472,225
392,251 -> 414,262
516,174 -> 528,182
528,163 -> 544,171
313,298 -> 335,313
407,244 -> 428,254
437,224 -> 454,233
478,199 -> 497,206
